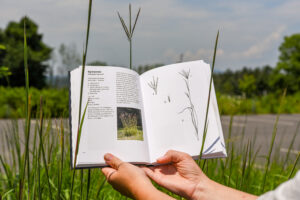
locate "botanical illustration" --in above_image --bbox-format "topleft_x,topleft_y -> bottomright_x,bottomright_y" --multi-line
117,107 -> 143,140
148,76 -> 159,95
178,69 -> 199,140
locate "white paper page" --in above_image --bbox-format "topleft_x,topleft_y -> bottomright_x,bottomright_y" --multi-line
71,66 -> 150,167
140,60 -> 226,162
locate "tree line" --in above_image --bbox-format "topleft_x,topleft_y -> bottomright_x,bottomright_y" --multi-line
0,16 -> 299,97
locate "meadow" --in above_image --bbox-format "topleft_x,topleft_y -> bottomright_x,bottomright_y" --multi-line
1,0 -> 300,199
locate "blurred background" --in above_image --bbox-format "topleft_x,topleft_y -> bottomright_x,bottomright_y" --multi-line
0,0 -> 299,117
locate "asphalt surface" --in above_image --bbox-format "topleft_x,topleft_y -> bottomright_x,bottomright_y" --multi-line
1,114 -> 300,163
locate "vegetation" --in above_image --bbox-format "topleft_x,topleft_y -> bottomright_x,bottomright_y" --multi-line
117,110 -> 143,141
0,17 -> 52,88
0,87 -> 299,119
0,87 -> 68,118
1,106 -> 299,199
0,1 -> 299,200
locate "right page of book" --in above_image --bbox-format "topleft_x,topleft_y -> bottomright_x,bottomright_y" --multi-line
140,60 -> 227,163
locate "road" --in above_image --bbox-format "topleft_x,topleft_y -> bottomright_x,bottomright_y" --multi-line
1,114 -> 300,162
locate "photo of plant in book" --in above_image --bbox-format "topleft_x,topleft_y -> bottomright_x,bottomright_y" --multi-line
117,107 -> 143,141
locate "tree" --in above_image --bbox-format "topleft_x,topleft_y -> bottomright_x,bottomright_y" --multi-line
238,74 -> 256,97
88,61 -> 107,66
0,17 -> 52,88
0,44 -> 11,85
58,43 -> 81,75
271,33 -> 300,93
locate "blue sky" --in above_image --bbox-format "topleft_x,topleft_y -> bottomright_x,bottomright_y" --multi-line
0,0 -> 299,73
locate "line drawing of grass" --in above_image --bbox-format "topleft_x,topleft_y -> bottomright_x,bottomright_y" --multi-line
178,68 -> 199,140
148,76 -> 158,95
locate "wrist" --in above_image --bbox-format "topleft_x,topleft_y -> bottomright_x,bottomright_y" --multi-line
190,177 -> 214,200
132,183 -> 173,200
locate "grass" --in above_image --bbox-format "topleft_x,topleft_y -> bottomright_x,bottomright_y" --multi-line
1,2 -> 300,200
117,128 -> 143,141
1,115 -> 299,199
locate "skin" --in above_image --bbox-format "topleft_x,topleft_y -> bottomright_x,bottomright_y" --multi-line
102,153 -> 173,200
102,150 -> 258,200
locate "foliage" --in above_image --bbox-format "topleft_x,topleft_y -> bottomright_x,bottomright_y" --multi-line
0,112 -> 299,199
0,17 -> 52,88
135,63 -> 164,74
0,66 -> 11,85
238,74 -> 256,97
213,66 -> 273,96
217,92 -> 300,115
270,33 -> 300,94
0,87 -> 68,118
88,61 -> 107,66
1,88 -> 300,119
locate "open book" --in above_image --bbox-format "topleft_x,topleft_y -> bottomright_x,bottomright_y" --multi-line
69,60 -> 226,168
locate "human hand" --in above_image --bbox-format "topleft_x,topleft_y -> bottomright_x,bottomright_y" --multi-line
142,150 -> 257,200
102,153 -> 174,200
142,150 -> 209,200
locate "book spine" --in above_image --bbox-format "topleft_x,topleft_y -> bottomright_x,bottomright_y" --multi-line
68,71 -> 74,169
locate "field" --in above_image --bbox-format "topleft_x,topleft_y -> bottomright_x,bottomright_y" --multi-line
0,1 -> 299,199
0,114 -> 299,199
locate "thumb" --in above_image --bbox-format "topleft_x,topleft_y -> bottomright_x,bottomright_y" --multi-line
104,153 -> 123,170
157,150 -> 188,164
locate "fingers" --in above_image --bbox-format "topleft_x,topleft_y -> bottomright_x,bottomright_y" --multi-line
102,167 -> 117,182
157,150 -> 189,164
104,153 -> 123,170
141,166 -> 163,185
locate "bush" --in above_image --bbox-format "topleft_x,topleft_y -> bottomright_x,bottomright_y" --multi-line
0,87 -> 69,118
217,92 -> 300,115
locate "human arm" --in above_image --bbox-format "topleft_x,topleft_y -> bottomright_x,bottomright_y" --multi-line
142,150 -> 257,200
101,153 -> 174,200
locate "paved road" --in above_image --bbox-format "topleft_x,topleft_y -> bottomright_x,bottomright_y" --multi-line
1,114 -> 300,162
221,114 -> 300,162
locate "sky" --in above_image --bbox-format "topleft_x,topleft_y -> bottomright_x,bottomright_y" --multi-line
0,0 -> 299,73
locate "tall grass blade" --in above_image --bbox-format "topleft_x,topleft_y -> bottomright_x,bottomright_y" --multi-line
37,97 -> 53,199
199,30 -> 219,159
282,121 -> 300,172
131,8 -> 141,35
71,101 -> 89,199
261,88 -> 286,193
227,144 -> 234,186
117,4 -> 141,69
80,169 -> 84,200
20,17 -> 32,200
288,152 -> 300,179
86,169 -> 91,200
57,118 -> 65,200
71,0 -> 93,198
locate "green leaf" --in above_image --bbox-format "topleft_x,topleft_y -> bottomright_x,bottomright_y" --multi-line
0,44 -> 6,50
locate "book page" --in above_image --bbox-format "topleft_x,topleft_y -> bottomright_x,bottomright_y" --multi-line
70,66 -> 150,167
140,60 -> 226,163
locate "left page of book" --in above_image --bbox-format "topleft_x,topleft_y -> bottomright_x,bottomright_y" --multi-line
70,66 -> 150,168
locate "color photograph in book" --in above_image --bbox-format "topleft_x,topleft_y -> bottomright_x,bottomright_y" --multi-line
117,107 -> 144,141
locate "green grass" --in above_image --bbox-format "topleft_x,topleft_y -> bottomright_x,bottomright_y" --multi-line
117,127 -> 143,141
1,115 -> 299,199
1,2 -> 300,200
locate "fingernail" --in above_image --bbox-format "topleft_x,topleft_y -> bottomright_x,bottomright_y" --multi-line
157,156 -> 164,161
104,153 -> 113,161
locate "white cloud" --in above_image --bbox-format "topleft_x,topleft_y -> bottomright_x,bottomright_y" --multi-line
0,0 -> 299,71
232,26 -> 285,59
